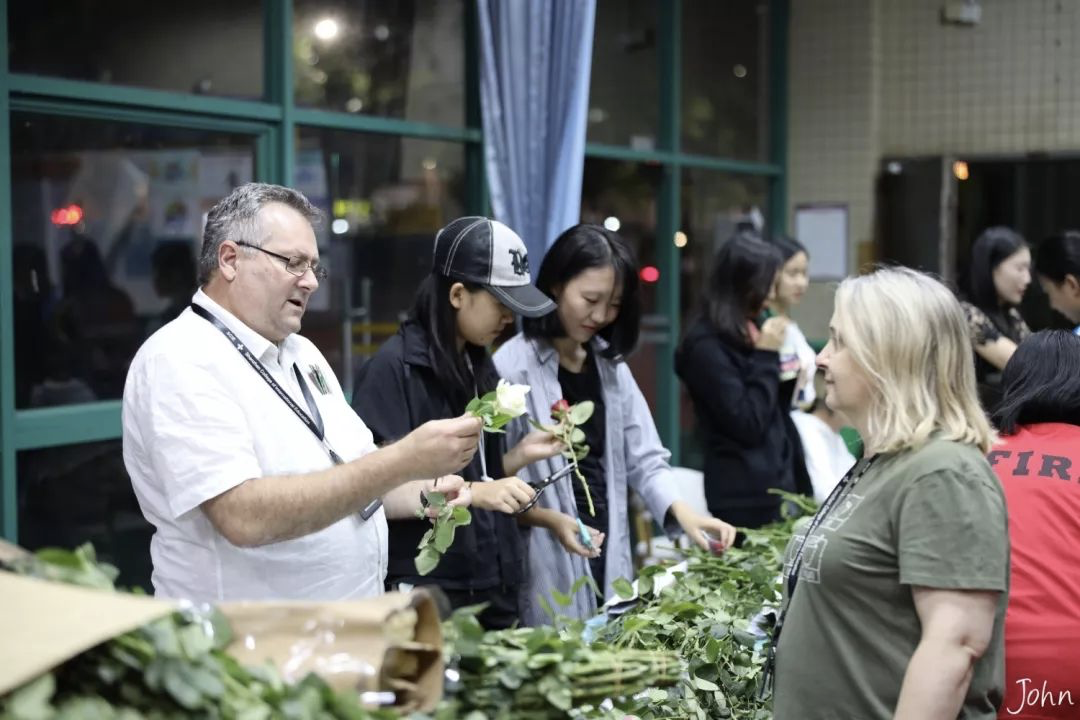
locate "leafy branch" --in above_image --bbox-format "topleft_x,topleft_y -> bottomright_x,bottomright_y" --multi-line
413,381 -> 530,576
438,605 -> 682,718
531,399 -> 595,516
414,492 -> 472,577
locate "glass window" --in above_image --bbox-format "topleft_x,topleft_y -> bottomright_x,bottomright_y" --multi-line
293,128 -> 466,388
18,440 -> 153,591
293,1 -> 466,126
681,1 -> 770,161
580,158 -> 663,410
678,169 -> 769,468
586,0 -> 659,148
11,113 -> 256,409
9,1 -> 263,99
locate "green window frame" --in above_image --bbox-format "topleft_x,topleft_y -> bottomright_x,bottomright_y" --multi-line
0,0 -> 787,540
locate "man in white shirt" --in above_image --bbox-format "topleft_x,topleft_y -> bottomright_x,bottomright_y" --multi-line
123,183 -> 479,602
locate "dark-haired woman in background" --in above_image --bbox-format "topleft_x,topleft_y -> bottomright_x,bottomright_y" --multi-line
495,224 -> 736,625
1035,231 -> 1080,335
676,232 -> 810,529
352,217 -> 570,630
765,234 -> 816,409
961,226 -> 1032,411
989,330 -> 1080,718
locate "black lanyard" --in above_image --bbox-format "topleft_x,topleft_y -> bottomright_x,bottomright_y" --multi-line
760,453 -> 879,696
190,303 -> 382,520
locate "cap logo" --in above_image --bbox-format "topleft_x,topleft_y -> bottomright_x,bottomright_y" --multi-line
509,248 -> 529,277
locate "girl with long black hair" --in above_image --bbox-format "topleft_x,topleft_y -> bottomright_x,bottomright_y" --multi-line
960,226 -> 1032,410
676,231 -> 811,528
495,223 -> 735,625
353,217 -> 573,629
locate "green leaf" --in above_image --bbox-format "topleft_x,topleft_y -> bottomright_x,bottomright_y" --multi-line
432,516 -> 457,553
183,662 -> 225,698
550,588 -> 572,607
568,400 -> 594,425
6,674 -> 55,720
177,624 -> 214,660
34,547 -> 82,569
451,506 -> 472,525
541,680 -> 572,711
705,637 -> 721,664
567,573 -> 602,600
162,660 -> 206,709
414,547 -> 441,576
280,683 -> 324,720
465,397 -> 482,414
486,413 -> 514,431
144,618 -> 182,658
693,676 -> 720,692
640,564 -> 669,578
537,594 -> 557,623
496,666 -> 524,690
570,428 -> 586,444
612,577 -> 635,599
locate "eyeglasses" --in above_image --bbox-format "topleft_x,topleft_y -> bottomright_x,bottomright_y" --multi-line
236,241 -> 328,281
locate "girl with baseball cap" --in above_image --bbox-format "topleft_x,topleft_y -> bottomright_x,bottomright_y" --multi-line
352,217 -> 600,629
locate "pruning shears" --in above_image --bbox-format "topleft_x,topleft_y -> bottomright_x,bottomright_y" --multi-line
515,464 -> 597,551
514,463 -> 575,515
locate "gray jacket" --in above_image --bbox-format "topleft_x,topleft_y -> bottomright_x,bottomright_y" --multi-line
493,333 -> 681,625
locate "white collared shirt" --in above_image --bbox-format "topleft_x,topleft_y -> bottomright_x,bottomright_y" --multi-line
122,289 -> 387,602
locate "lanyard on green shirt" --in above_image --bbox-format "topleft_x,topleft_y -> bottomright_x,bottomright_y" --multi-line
760,453 -> 879,696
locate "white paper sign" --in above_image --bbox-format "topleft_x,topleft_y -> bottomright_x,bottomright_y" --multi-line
794,204 -> 848,280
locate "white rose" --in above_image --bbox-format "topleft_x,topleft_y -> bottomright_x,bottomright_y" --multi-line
494,379 -> 530,417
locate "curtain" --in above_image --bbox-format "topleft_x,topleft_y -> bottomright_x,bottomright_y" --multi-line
476,0 -> 596,266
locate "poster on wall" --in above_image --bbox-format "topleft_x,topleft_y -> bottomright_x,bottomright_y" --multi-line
140,150 -> 201,239
794,203 -> 848,280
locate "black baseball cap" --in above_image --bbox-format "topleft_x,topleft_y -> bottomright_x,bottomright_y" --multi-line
432,217 -> 556,318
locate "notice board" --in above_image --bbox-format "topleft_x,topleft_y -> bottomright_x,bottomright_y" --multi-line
794,204 -> 848,280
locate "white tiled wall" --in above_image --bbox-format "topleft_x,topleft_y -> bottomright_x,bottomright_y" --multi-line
786,0 -> 882,340
787,0 -> 1080,338
881,0 -> 1080,156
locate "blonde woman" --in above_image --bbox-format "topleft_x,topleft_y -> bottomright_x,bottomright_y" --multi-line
771,267 -> 1009,720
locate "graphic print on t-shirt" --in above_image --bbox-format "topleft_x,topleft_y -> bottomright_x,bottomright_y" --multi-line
785,491 -> 866,585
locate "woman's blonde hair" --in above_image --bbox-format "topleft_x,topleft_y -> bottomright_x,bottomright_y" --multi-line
833,266 -> 995,454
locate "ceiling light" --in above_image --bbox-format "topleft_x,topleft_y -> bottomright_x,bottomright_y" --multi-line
314,18 -> 339,41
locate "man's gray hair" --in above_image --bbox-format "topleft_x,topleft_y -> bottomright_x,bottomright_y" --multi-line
198,183 -> 323,285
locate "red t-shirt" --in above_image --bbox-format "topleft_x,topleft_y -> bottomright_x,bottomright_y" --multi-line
990,423 -> 1080,718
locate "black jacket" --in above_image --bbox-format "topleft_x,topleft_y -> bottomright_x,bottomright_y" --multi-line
351,321 -> 524,591
675,317 -> 802,527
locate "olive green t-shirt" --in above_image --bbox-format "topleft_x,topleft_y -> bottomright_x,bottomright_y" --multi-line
773,438 -> 1009,720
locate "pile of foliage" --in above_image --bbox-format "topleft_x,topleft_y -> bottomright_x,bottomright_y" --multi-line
430,606 -> 680,720
2,496 -> 811,720
430,496 -> 812,720
598,498 -> 814,720
1,546 -> 400,720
